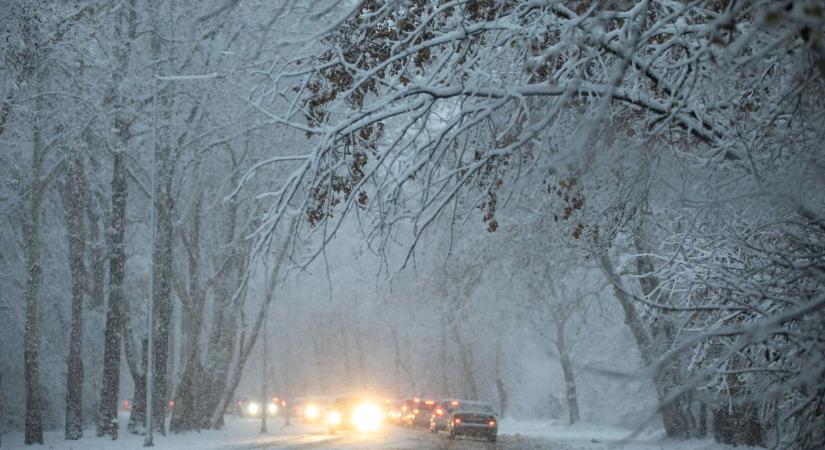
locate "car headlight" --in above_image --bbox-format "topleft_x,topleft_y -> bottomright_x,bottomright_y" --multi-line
328,411 -> 342,426
353,403 -> 382,433
247,402 -> 259,415
268,403 -> 278,415
305,405 -> 319,419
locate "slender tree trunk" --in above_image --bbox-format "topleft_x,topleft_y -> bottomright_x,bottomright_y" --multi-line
209,222 -> 293,427
63,153 -> 87,440
494,340 -> 508,417
554,318 -> 579,425
449,316 -> 478,400
200,199 -> 246,428
171,195 -> 206,433
85,188 -> 106,311
126,339 -> 148,434
439,325 -> 449,397
23,81 -> 46,445
150,169 -> 174,434
98,1 -> 136,435
200,285 -> 237,428
97,150 -> 128,436
599,251 -> 689,438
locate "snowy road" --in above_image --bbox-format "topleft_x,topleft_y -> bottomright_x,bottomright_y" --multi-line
1,417 -> 749,449
232,426 -> 558,450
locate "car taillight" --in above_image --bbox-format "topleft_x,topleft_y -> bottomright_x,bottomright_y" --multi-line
488,420 -> 496,427
436,408 -> 444,416
454,418 -> 461,424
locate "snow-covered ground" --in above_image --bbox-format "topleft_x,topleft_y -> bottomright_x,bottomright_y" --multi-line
497,419 -> 761,450
2,415 -> 763,450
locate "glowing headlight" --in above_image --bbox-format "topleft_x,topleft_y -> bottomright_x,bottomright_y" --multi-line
328,411 -> 342,426
353,403 -> 382,433
305,405 -> 319,419
267,403 -> 278,415
247,402 -> 259,415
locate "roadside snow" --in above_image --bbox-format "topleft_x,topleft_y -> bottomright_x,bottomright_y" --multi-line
498,419 -> 763,450
1,413 -> 323,450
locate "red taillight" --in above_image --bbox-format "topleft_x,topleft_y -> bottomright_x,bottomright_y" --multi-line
436,408 -> 444,416
454,418 -> 461,424
425,400 -> 435,405
168,400 -> 175,408
488,420 -> 496,427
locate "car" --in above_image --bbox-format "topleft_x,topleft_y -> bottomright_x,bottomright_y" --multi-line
326,396 -> 383,434
235,397 -> 280,418
410,399 -> 438,428
443,400 -> 498,442
293,397 -> 331,424
384,399 -> 404,425
429,399 -> 460,432
398,398 -> 418,426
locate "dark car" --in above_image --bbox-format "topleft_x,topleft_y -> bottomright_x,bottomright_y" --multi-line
327,396 -> 383,434
444,400 -> 498,442
430,399 -> 460,432
410,399 -> 438,428
385,399 -> 404,425
398,398 -> 418,426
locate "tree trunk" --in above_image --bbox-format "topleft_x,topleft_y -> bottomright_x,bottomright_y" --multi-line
494,340 -> 508,417
171,195 -> 206,433
127,339 -> 148,434
23,79 -> 46,445
97,0 -> 135,434
150,170 -> 174,434
200,285 -> 237,428
63,153 -> 87,440
448,315 -> 478,400
598,252 -> 689,438
97,150 -> 128,436
209,221 -> 293,427
554,318 -> 579,425
439,325 -> 449,397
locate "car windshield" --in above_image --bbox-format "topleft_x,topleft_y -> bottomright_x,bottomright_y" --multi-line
457,402 -> 494,414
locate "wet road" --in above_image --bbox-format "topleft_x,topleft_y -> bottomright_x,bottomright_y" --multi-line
237,426 -> 564,450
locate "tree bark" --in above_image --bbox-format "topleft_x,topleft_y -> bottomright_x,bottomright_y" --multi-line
209,219 -> 294,427
554,317 -> 579,425
448,315 -> 478,400
97,149 -> 128,436
598,251 -> 688,438
171,195 -> 206,433
150,167 -> 174,434
98,1 -> 136,435
63,152 -> 87,440
494,340 -> 508,417
23,76 -> 47,446
126,339 -> 148,434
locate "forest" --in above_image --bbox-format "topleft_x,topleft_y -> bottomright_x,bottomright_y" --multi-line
1,1 -> 823,449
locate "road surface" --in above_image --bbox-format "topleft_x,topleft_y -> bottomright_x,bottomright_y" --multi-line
234,425 -> 564,450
